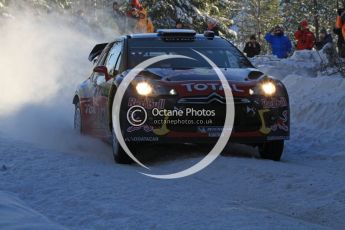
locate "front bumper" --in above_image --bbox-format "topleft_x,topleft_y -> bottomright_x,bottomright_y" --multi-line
119,89 -> 290,145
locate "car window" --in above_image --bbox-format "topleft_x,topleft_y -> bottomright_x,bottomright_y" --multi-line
105,42 -> 123,76
128,47 -> 251,69
128,39 -> 252,69
115,53 -> 122,72
90,43 -> 113,83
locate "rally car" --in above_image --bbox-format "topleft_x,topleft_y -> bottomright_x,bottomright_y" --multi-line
73,29 -> 289,164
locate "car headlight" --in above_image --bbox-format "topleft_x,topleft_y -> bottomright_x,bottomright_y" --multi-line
136,82 -> 153,96
261,82 -> 276,96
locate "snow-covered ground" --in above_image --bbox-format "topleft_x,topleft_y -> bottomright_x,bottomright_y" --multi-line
1,12 -> 345,230
0,191 -> 65,229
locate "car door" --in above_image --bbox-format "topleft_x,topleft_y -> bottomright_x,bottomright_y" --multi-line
91,41 -> 123,138
78,44 -> 113,135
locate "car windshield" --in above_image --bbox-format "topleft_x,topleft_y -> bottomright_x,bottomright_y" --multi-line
128,39 -> 253,69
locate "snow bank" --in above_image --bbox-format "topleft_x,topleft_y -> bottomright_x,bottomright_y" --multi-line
251,48 -> 334,80
0,191 -> 65,230
283,74 -> 345,155
252,49 -> 345,156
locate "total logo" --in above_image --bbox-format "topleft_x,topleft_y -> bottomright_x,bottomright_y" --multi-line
182,82 -> 244,93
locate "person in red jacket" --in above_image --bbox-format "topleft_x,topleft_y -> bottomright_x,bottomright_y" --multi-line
127,0 -> 142,18
294,20 -> 315,50
335,8 -> 345,57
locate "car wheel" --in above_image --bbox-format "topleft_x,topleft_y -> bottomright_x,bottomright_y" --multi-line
74,102 -> 82,134
259,140 -> 284,161
111,128 -> 133,164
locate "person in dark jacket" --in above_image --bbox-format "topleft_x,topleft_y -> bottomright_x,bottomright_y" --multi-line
294,20 -> 315,50
243,35 -> 261,58
265,26 -> 292,59
315,28 -> 333,50
207,19 -> 220,36
113,2 -> 125,18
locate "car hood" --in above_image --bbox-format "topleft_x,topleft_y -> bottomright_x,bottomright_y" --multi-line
124,68 -> 265,82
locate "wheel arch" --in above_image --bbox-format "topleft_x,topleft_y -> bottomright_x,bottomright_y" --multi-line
73,94 -> 80,105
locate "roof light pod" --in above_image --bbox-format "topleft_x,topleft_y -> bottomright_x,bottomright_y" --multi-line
157,29 -> 196,41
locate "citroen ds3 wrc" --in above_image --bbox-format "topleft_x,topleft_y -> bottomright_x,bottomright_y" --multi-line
73,29 -> 290,164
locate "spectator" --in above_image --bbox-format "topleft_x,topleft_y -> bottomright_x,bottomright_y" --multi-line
130,0 -> 142,9
135,8 -> 154,33
265,26 -> 292,59
127,0 -> 142,18
335,8 -> 345,58
207,19 -> 220,36
243,35 -> 261,58
176,20 -> 183,29
315,28 -> 333,50
294,20 -> 315,50
113,2 -> 126,18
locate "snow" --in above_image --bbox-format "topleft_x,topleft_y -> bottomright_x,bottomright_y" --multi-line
252,52 -> 320,79
1,10 -> 345,230
0,191 -> 65,229
251,47 -> 336,80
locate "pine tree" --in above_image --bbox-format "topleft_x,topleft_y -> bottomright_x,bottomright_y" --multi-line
143,0 -> 237,38
3,0 -> 237,38
232,0 -> 282,50
280,0 -> 338,40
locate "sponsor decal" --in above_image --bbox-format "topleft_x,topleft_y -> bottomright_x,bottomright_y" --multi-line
267,136 -> 289,141
127,125 -> 154,133
261,97 -> 288,108
198,126 -> 233,137
128,97 -> 165,110
198,126 -> 222,137
125,137 -> 159,142
271,110 -> 289,132
259,109 -> 289,134
182,82 -> 244,93
246,106 -> 256,116
79,100 -> 90,113
259,109 -> 271,134
153,116 -> 170,136
98,107 -> 108,128
84,104 -> 96,115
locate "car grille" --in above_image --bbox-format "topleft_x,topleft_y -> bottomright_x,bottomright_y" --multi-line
161,95 -> 262,132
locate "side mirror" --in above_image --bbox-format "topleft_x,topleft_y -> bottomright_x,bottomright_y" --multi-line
93,66 -> 111,82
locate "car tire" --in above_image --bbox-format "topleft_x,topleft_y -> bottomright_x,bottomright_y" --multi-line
259,140 -> 284,161
74,102 -> 83,134
111,129 -> 133,164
